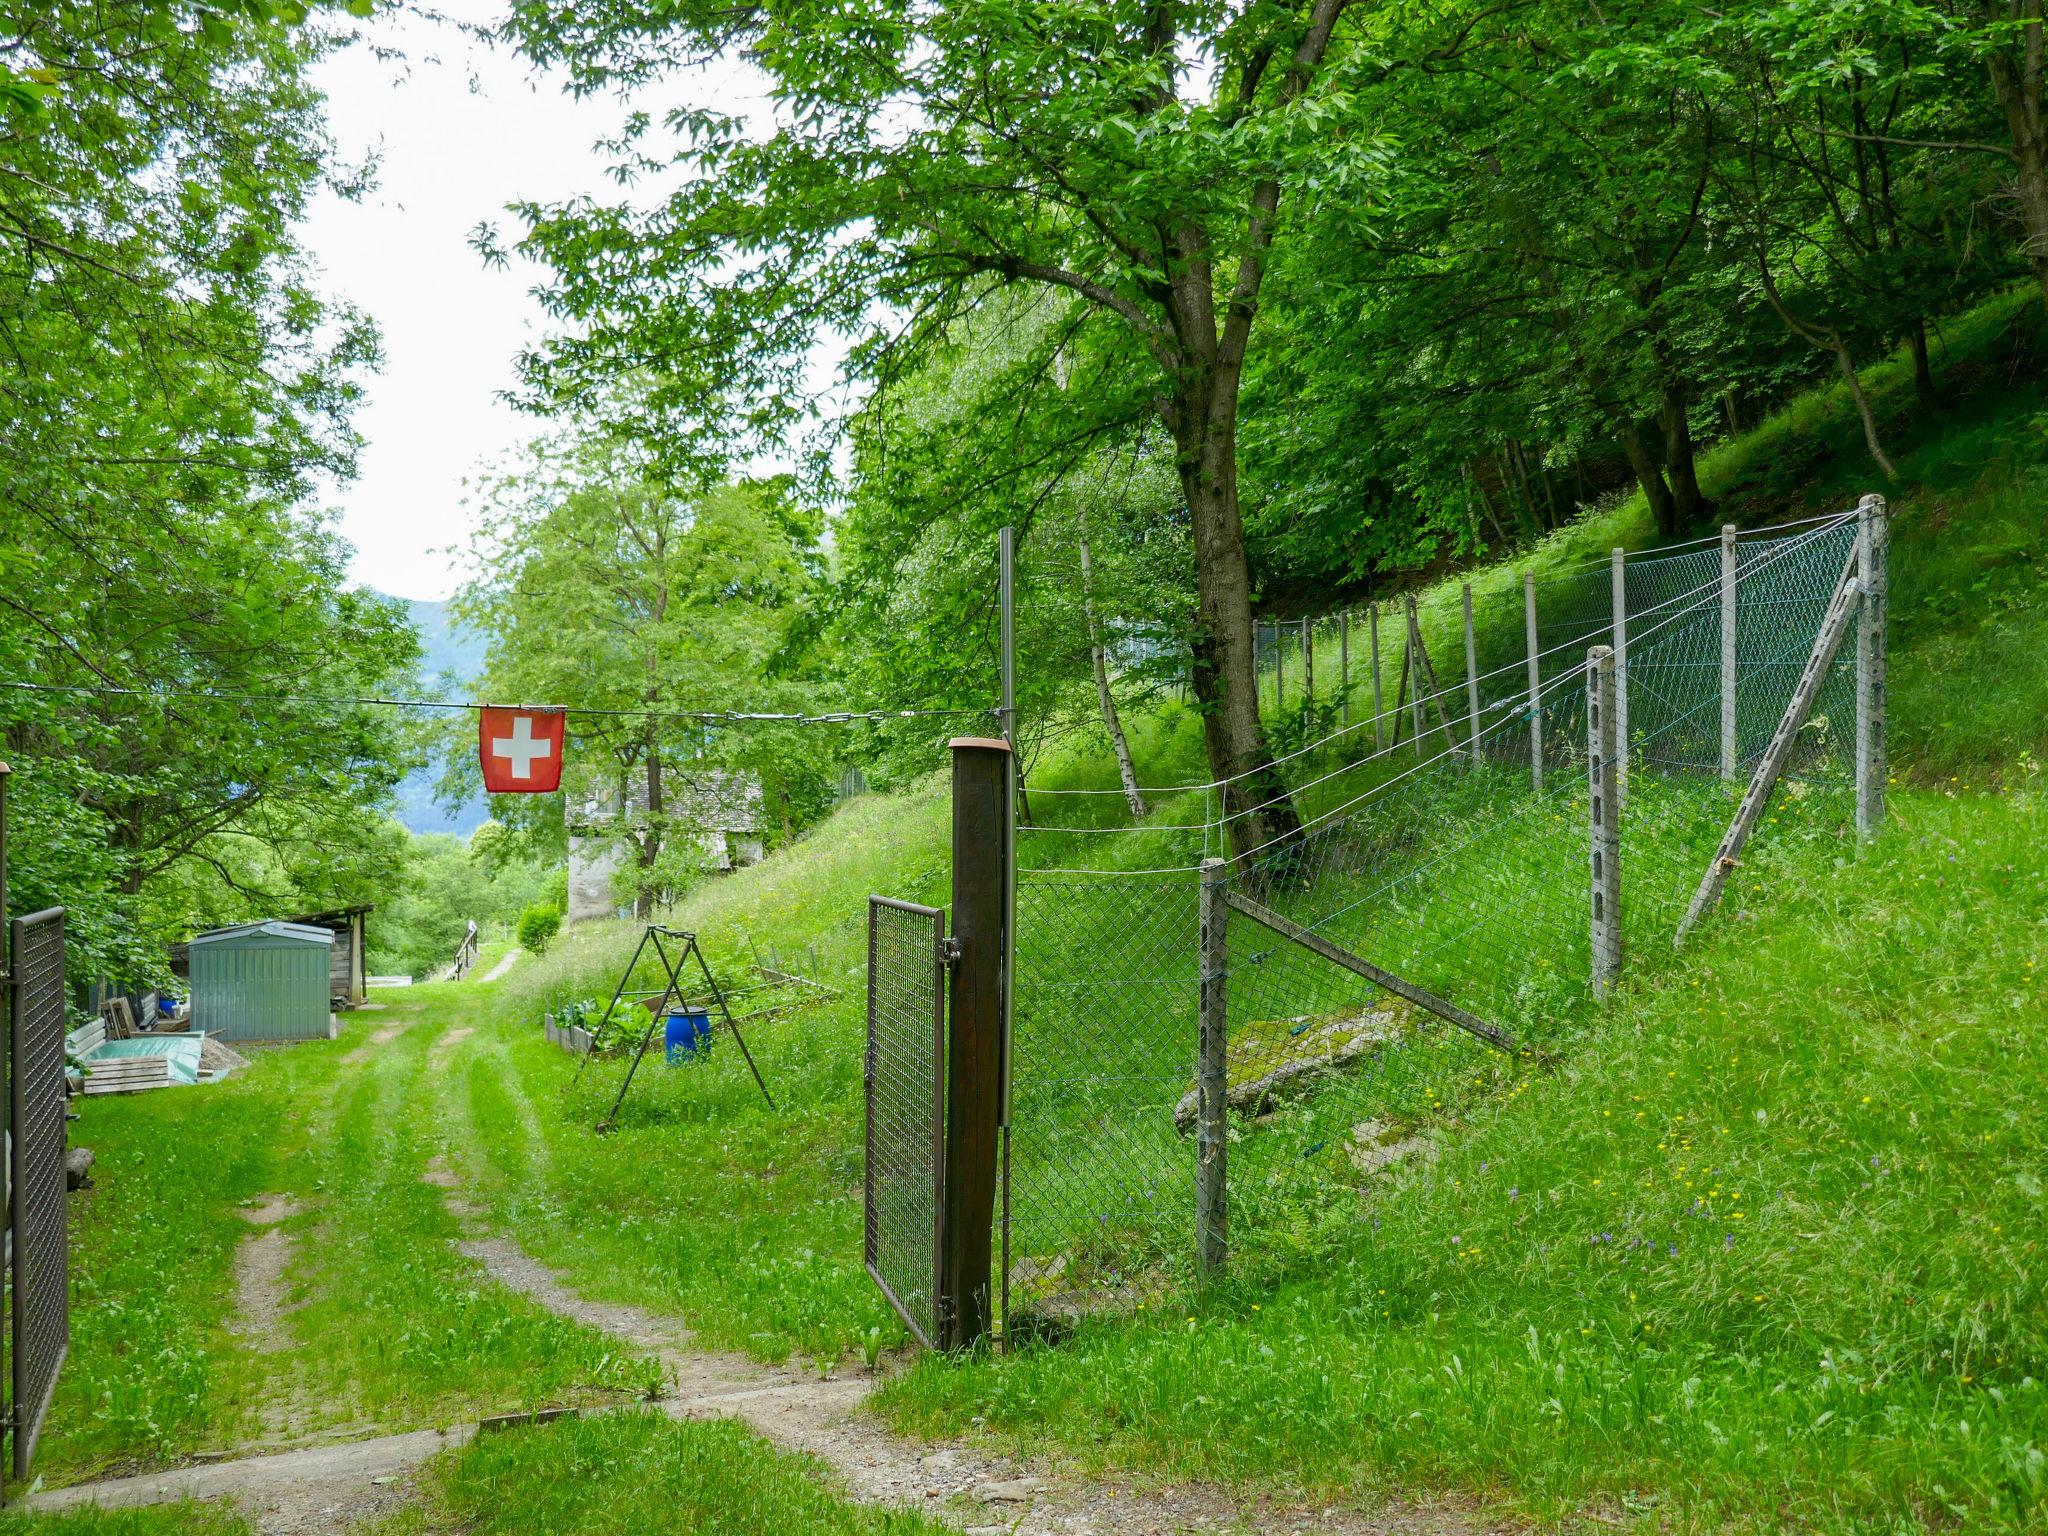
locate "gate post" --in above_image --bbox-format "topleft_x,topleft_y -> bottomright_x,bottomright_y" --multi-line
942,737 -> 1009,1350
1196,858 -> 1229,1276
1855,495 -> 1889,841
1587,646 -> 1622,998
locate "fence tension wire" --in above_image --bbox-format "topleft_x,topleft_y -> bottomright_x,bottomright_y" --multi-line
1222,890 -> 1524,1057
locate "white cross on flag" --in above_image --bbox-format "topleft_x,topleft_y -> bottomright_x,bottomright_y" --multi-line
478,706 -> 566,794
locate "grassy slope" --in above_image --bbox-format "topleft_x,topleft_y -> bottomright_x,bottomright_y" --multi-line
456,290 -> 2048,1530
37,294 -> 2048,1525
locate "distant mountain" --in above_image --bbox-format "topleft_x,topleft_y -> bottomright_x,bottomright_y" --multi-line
390,596 -> 491,837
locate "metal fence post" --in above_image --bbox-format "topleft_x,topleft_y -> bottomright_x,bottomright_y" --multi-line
1339,612 -> 1350,726
1721,524 -> 1739,780
1197,858 -> 1229,1276
1462,583 -> 1481,768
1301,617 -> 1313,709
1610,548 -> 1629,808
1369,603 -> 1385,751
1587,646 -> 1621,998
1274,622 -> 1286,715
1405,593 -> 1425,755
941,736 -> 1010,1350
1856,495 -> 1889,840
1523,571 -> 1544,792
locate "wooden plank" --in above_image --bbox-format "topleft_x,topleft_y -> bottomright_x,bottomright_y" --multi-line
1223,890 -> 1522,1057
1676,561 -> 1866,948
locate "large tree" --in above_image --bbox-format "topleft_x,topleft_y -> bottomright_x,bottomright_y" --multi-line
490,0 -> 1385,855
1,0 -> 415,980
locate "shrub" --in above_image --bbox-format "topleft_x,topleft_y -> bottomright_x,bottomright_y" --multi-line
516,904 -> 563,956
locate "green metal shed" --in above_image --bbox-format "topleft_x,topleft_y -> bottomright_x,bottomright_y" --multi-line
188,921 -> 337,1043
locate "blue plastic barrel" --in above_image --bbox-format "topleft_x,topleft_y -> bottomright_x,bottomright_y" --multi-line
664,1007 -> 711,1065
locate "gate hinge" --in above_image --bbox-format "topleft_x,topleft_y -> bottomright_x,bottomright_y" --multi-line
940,937 -> 963,968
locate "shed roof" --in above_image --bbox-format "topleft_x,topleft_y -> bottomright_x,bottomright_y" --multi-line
189,920 -> 336,948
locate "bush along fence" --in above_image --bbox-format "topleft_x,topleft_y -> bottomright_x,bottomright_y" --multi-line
863,501 -> 1886,1346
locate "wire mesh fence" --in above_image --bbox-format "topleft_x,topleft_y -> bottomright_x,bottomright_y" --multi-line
1005,511 -> 1874,1306
863,897 -> 947,1347
9,906 -> 70,1477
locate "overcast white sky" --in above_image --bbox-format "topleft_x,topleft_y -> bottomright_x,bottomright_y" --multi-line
301,5 -> 771,602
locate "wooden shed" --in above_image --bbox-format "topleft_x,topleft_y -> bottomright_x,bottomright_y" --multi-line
286,905 -> 372,1009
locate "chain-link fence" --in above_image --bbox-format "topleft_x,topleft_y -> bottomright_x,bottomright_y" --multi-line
864,897 -> 946,1347
1005,510 -> 1875,1307
9,906 -> 70,1477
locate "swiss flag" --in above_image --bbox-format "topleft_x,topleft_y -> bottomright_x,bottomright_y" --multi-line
479,707 -> 566,794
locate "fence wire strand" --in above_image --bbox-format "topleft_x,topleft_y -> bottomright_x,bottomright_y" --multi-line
1005,517 -> 1866,1309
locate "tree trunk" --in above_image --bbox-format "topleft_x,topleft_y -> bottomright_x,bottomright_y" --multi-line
1908,320 -> 1941,414
1659,382 -> 1715,528
1989,27 -> 2048,311
1830,340 -> 1900,480
1179,450 -> 1298,861
1078,529 -> 1148,821
635,743 -> 663,919
1615,417 -> 1680,537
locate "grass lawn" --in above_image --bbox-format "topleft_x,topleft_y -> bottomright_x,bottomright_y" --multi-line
33,980 -> 647,1488
359,1412 -> 957,1536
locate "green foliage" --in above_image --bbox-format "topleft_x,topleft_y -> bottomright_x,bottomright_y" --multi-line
515,903 -> 563,956
369,824 -> 553,981
0,0 -> 414,981
450,420 -> 837,916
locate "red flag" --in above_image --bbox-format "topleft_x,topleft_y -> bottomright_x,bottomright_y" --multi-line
478,707 -> 566,794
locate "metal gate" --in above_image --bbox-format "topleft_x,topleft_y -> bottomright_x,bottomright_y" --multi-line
9,907 -> 69,1479
864,897 -> 946,1348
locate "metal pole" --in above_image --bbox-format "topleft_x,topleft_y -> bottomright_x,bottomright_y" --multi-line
1196,857 -> 1229,1276
1405,594 -> 1424,757
1462,583 -> 1481,768
997,527 -> 1016,1336
1610,548 -> 1629,808
1301,617 -> 1313,711
1523,571 -> 1544,792
1587,645 -> 1621,998
943,736 -> 1010,1350
997,527 -> 1016,1124
1275,621 -> 1286,715
1339,613 -> 1350,726
1855,495 -> 1889,840
1721,524 -> 1739,780
1369,604 -> 1385,752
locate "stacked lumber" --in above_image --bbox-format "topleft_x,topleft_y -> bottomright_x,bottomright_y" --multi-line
80,1055 -> 171,1095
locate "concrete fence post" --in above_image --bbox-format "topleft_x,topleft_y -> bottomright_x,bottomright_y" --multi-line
1610,547 -> 1629,808
1274,622 -> 1285,716
1720,524 -> 1739,780
1587,646 -> 1622,998
1855,495 -> 1889,840
1523,571 -> 1544,792
1196,857 -> 1229,1276
1463,582 -> 1482,768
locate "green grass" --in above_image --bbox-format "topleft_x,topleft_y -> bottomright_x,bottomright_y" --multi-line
34,982 -> 651,1488
0,1507 -> 251,1536
360,1412 -> 956,1536
879,787 -> 2048,1532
